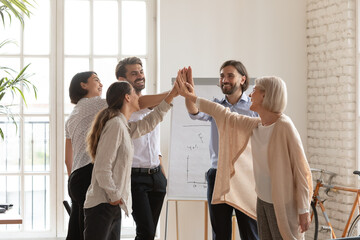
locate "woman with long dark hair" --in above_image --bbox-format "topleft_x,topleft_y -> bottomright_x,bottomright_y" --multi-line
83,80 -> 177,240
65,71 -> 170,240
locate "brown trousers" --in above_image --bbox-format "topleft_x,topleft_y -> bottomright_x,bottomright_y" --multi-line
256,198 -> 283,240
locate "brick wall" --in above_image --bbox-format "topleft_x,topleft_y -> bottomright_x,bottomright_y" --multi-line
306,0 -> 356,238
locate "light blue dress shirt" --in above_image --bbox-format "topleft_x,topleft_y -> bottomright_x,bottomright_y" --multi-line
189,93 -> 258,169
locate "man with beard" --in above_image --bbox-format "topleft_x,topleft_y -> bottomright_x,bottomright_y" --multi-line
115,57 -> 168,240
185,60 -> 259,240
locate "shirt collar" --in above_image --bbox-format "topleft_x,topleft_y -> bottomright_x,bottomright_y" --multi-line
219,92 -> 250,105
118,112 -> 131,130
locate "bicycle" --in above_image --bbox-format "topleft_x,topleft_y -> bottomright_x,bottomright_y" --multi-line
309,168 -> 360,239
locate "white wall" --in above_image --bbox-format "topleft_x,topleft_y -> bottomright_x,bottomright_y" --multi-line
158,0 -> 307,239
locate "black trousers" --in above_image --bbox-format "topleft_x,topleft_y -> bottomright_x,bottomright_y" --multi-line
206,168 -> 259,240
84,203 -> 121,240
66,163 -> 93,240
131,168 -> 167,240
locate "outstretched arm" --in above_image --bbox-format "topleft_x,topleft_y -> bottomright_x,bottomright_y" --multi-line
138,91 -> 170,109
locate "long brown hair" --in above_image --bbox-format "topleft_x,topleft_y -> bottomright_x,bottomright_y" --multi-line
86,81 -> 132,161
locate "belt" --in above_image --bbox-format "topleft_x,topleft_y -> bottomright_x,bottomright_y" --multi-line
131,166 -> 161,175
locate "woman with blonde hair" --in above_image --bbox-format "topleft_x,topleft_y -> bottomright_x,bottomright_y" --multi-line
83,80 -> 177,240
176,71 -> 312,240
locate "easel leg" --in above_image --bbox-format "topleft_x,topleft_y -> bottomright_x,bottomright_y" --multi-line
165,200 -> 169,240
204,201 -> 208,240
232,214 -> 236,240
176,200 -> 179,240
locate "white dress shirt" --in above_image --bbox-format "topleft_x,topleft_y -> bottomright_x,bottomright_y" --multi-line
129,108 -> 161,168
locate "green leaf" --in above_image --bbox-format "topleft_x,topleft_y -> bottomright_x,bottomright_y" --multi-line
0,128 -> 3,140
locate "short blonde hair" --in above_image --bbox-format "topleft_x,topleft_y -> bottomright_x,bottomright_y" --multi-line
255,76 -> 287,113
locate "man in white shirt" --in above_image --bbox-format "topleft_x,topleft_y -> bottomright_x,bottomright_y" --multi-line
116,57 -> 166,240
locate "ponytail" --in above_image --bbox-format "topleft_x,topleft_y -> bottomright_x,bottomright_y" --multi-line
86,81 -> 132,161
86,108 -> 119,162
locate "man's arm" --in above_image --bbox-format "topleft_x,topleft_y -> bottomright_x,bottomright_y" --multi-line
138,91 -> 170,109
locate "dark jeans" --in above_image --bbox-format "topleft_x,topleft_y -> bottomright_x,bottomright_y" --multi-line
84,203 -> 121,240
131,168 -> 167,240
206,168 -> 259,240
66,163 -> 93,240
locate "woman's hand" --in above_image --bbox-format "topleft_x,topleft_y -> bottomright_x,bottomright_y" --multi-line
174,68 -> 197,103
299,212 -> 310,233
109,199 -> 123,206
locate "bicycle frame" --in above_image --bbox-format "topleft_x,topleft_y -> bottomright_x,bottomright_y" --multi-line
312,179 -> 360,238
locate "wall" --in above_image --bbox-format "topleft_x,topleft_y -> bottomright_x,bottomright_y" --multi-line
306,0 -> 356,238
158,0 -> 307,239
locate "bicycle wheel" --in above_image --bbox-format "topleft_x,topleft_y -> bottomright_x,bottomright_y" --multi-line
308,201 -> 318,240
348,214 -> 360,237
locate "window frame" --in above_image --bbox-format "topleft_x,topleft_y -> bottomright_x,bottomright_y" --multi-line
0,0 -> 157,238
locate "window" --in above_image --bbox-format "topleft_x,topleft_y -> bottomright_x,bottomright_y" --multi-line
0,0 -> 156,238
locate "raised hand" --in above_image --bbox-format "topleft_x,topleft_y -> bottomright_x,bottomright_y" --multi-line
175,69 -> 197,103
186,66 -> 194,88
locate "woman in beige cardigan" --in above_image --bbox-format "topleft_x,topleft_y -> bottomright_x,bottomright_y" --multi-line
176,72 -> 312,240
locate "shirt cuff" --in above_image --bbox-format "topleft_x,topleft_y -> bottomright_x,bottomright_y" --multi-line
298,208 -> 310,214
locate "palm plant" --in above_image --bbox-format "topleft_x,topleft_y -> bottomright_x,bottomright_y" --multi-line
0,0 -> 37,140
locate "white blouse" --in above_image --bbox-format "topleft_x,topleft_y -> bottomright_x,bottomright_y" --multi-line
251,122 -> 275,203
65,97 -> 107,173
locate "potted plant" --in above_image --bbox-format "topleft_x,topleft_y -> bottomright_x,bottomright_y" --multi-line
0,0 -> 37,139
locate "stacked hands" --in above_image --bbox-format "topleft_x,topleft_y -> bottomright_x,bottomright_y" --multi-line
173,66 -> 197,102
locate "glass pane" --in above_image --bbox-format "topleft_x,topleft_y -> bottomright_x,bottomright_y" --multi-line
0,175 -> 21,231
23,1 -> 50,55
94,1 -> 118,55
64,58 -> 90,114
24,175 -> 50,231
0,117 -> 20,172
64,1 -> 90,55
0,57 -> 21,113
24,117 -> 50,172
23,58 -> 50,114
0,20 -> 21,54
93,58 -> 118,97
122,1 -> 146,55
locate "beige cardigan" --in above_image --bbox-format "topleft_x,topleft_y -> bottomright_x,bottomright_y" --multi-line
196,97 -> 313,240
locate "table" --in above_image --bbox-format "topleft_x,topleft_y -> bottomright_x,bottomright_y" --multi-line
0,210 -> 22,224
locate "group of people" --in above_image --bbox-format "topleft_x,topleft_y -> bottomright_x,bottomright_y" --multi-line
64,57 -> 313,240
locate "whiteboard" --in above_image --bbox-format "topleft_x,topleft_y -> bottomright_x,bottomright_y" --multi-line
167,78 -> 255,200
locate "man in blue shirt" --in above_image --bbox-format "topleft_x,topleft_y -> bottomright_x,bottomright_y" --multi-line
185,60 -> 259,240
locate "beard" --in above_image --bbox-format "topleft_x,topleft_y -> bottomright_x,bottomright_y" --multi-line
221,83 -> 239,95
132,78 -> 145,92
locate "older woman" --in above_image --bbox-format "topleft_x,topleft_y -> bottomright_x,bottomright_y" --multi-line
176,72 -> 312,240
